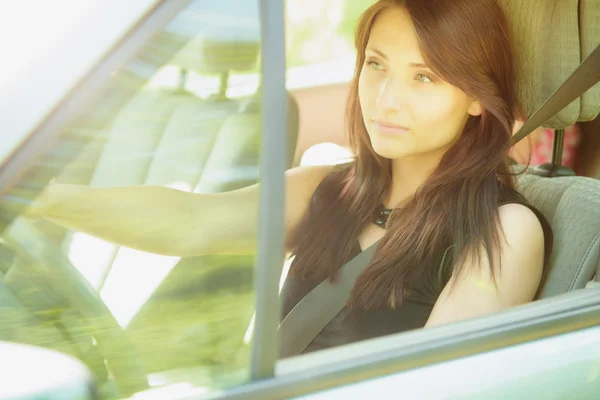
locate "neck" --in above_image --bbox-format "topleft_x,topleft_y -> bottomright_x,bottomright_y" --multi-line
385,151 -> 444,208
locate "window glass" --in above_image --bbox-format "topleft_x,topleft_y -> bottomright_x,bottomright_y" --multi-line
1,0 -> 386,398
148,1 -> 378,98
0,0 -> 267,398
285,0 -> 376,167
285,0 -> 377,88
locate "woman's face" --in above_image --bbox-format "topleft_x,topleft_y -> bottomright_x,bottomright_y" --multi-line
358,6 -> 482,161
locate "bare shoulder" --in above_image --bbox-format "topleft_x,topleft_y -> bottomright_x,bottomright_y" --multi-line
496,202 -> 545,279
285,164 -> 336,202
497,203 -> 545,246
285,164 -> 336,185
425,203 -> 547,327
283,164 -> 336,249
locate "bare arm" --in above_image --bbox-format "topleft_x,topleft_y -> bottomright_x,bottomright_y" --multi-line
28,165 -> 333,257
425,204 -> 545,327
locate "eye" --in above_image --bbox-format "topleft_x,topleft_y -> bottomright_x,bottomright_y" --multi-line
365,58 -> 385,71
415,73 -> 434,83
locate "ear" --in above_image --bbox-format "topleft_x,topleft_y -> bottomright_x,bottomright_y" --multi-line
467,99 -> 483,116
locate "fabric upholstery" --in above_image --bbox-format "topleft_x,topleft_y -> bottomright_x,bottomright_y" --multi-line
144,104 -> 229,187
579,0 -> 600,120
515,172 -> 600,296
500,0 -> 600,126
90,90 -> 203,187
168,1 -> 260,74
194,113 -> 261,193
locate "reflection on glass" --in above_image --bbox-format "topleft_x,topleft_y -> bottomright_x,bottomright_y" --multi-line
0,0 -> 383,398
285,0 -> 377,87
0,0 -> 264,398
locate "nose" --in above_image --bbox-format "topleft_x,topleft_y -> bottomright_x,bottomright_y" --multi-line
376,75 -> 405,112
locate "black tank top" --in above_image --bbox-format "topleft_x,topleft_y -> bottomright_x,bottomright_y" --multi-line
279,184 -> 553,357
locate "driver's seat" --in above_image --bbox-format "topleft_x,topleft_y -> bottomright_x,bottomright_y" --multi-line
502,0 -> 600,294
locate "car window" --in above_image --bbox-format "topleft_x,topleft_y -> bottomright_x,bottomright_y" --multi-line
163,0 -> 377,97
285,0 -> 376,88
0,1 -> 265,398
286,0 -> 377,166
0,0 -> 158,165
0,1 -> 382,397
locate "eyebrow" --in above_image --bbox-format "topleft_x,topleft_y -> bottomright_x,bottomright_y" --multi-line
365,47 -> 430,69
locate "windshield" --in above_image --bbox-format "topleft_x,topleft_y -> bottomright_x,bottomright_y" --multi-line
0,1 -> 262,397
0,0 -> 376,398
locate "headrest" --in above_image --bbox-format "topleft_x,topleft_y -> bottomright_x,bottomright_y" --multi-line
500,0 -> 600,128
169,1 -> 260,74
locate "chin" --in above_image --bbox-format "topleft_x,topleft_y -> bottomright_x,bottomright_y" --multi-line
369,136 -> 411,160
370,143 -> 408,160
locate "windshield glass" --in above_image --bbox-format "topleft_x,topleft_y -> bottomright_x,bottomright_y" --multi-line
0,0 -> 376,398
1,1 -> 262,398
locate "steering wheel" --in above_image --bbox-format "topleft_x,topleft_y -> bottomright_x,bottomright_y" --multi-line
1,218 -> 149,397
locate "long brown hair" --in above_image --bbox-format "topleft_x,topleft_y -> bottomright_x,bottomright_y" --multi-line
289,0 -> 519,310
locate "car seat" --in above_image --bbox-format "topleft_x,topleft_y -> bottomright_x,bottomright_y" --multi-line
78,2 -> 299,373
501,0 -> 600,295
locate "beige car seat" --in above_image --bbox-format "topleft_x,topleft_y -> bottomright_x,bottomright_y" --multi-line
58,6 -> 299,291
501,0 -> 600,294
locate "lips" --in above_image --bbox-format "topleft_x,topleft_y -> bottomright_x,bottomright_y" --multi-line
373,120 -> 408,130
372,119 -> 409,134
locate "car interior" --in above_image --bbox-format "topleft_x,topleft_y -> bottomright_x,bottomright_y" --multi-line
499,0 -> 600,298
290,0 -> 600,299
0,0 -> 599,399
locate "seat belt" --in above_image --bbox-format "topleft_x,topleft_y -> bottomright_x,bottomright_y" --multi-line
278,243 -> 378,358
278,43 -> 600,358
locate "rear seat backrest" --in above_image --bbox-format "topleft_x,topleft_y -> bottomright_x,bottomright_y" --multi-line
90,90 -> 206,187
196,94 -> 299,193
65,2 -> 299,296
143,104 -> 229,188
63,3 -> 263,290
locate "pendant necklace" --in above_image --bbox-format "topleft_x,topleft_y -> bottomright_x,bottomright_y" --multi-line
373,204 -> 393,228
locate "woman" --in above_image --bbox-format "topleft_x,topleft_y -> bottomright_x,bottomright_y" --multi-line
29,0 -> 552,357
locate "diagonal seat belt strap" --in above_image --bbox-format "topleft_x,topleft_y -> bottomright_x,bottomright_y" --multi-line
512,44 -> 600,145
278,243 -> 378,358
